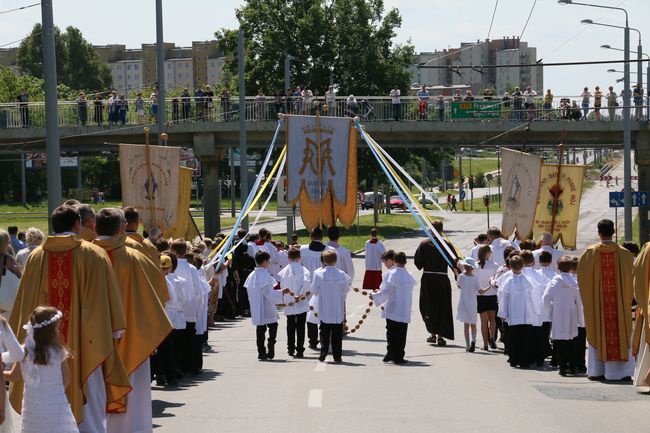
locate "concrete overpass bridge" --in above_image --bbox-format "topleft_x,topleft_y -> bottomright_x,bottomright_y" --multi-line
2,113 -> 650,241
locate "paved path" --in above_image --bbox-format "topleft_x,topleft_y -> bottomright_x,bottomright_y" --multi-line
151,155 -> 646,432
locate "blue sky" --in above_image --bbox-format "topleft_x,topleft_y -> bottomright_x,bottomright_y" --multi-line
2,0 -> 649,94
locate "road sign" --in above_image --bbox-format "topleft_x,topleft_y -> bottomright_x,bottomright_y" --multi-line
609,191 -> 648,208
450,101 -> 500,119
459,190 -> 466,201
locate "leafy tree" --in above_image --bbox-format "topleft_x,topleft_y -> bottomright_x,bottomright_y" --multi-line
16,24 -> 112,93
215,0 -> 415,95
0,66 -> 76,103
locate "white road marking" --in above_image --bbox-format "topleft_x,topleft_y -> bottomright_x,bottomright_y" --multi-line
314,362 -> 327,372
308,389 -> 323,408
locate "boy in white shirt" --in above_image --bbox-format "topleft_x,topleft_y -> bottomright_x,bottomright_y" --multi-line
542,256 -> 584,376
363,228 -> 385,291
326,226 -> 355,279
244,251 -> 290,360
279,247 -> 311,358
570,257 -> 587,374
310,250 -> 351,363
521,250 -> 549,366
498,255 -> 539,368
372,252 -> 416,364
301,227 -> 332,350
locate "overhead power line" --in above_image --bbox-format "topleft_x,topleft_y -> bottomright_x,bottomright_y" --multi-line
0,33 -> 40,49
416,58 -> 647,69
486,0 -> 499,40
0,2 -> 40,15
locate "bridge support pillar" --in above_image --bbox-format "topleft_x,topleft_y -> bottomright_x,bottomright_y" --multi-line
635,130 -> 650,246
193,133 -> 225,239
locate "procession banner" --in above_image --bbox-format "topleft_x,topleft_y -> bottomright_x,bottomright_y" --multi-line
119,143 -> 181,233
166,166 -> 200,240
500,148 -> 542,240
532,163 -> 586,249
286,115 -> 357,230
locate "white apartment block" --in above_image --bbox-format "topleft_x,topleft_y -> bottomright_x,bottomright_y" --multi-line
206,57 -> 226,88
110,59 -> 144,96
164,58 -> 193,90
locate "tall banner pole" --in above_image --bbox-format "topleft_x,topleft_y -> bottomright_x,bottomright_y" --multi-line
144,126 -> 156,229
550,141 -> 565,238
316,111 -> 323,228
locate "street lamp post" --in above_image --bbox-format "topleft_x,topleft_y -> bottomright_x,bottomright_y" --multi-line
603,44 -> 650,119
561,0 -> 633,241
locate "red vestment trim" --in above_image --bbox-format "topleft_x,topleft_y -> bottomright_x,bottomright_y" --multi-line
600,251 -> 621,361
48,251 -> 73,344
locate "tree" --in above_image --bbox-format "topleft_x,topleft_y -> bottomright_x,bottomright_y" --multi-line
16,24 -> 112,92
215,0 -> 415,95
0,66 -> 76,103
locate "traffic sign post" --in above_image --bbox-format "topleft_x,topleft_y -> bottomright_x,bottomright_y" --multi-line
609,191 -> 648,243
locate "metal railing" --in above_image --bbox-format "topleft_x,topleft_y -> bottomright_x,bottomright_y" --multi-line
0,95 -> 645,129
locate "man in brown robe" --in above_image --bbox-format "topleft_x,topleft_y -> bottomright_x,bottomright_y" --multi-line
414,220 -> 458,346
577,219 -> 634,381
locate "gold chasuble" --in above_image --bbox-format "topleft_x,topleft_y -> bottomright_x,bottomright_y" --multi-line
123,235 -> 169,304
93,237 -> 172,412
577,242 -> 634,362
126,232 -> 159,264
633,243 -> 650,353
79,226 -> 97,242
8,235 -> 131,424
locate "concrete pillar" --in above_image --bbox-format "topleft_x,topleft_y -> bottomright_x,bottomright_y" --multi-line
193,133 -> 225,239
635,130 -> 650,246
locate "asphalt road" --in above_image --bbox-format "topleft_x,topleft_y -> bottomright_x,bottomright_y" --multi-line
151,156 -> 646,433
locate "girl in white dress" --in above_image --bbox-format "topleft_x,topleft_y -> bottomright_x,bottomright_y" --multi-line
5,307 -> 78,433
456,258 -> 489,353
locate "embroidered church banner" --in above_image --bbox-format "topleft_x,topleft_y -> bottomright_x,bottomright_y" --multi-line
286,115 -> 357,230
166,166 -> 200,240
532,163 -> 586,249
119,144 -> 181,233
500,148 -> 542,240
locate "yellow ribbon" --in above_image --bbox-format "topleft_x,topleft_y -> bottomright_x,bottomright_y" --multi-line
207,144 -> 288,260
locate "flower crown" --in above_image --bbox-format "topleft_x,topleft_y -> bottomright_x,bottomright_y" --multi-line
23,310 -> 63,331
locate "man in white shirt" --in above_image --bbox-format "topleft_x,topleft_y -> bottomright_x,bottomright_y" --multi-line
533,232 -> 563,270
372,252 -> 416,364
310,250 -> 351,363
326,226 -> 354,279
325,85 -> 337,116
170,239 -> 205,375
488,226 -> 518,266
390,86 -> 401,121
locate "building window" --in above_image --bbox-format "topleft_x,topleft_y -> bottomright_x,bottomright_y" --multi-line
127,75 -> 131,80
117,65 -> 121,70
127,64 -> 131,70
118,74 -> 122,80
134,64 -> 139,70
167,64 -> 172,69
134,74 -> 139,80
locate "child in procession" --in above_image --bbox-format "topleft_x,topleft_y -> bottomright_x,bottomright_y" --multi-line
278,247 -> 311,358
363,228 -> 385,291
542,256 -> 584,376
498,255 -> 539,368
5,307 -> 79,433
244,251 -> 290,360
372,251 -> 416,364
310,250 -> 351,363
570,257 -> 587,374
456,257 -> 491,352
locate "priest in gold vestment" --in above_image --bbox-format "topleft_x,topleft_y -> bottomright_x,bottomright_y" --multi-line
9,205 -> 131,432
92,208 -> 172,433
632,242 -> 650,388
577,219 -> 635,381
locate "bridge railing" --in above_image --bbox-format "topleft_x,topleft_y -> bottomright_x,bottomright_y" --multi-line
0,95 -> 644,129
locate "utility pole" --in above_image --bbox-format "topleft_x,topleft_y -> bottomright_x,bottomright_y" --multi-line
458,149 -> 464,210
41,0 -> 61,221
238,29 -> 249,230
229,147 -> 236,218
285,54 -> 291,92
623,22 -> 632,241
155,0 -> 167,146
20,152 -> 26,205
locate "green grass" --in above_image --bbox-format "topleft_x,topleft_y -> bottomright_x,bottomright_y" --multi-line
292,212 -> 424,253
453,158 -> 499,176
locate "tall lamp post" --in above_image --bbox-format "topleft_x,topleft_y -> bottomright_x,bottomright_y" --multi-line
602,44 -> 650,118
559,0 -> 633,241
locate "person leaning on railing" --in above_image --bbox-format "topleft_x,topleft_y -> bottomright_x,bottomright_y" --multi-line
93,94 -> 103,125
501,92 -> 511,120
607,86 -> 618,121
543,89 -> 553,121
181,89 -> 191,122
77,92 -> 88,126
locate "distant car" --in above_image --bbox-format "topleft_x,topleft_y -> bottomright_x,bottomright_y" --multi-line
389,195 -> 406,210
419,192 -> 438,208
361,192 -> 384,210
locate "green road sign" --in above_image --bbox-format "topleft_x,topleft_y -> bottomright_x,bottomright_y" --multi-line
451,101 -> 500,119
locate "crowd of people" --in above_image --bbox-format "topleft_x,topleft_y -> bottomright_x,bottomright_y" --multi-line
1,205 -> 650,431
9,81 -> 646,128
